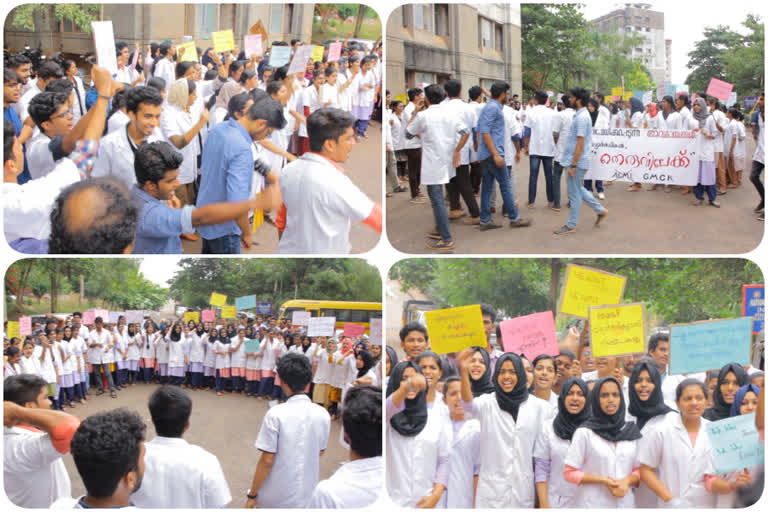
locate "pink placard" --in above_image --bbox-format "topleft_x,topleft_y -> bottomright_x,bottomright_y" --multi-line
94,309 -> 110,322
327,41 -> 342,62
343,323 -> 366,338
19,316 -> 32,336
706,78 -> 733,102
202,310 -> 216,322
499,311 -> 559,360
244,34 -> 263,58
130,47 -> 139,70
83,311 -> 96,325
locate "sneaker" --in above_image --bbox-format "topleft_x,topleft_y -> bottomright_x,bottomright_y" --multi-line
709,200 -> 721,208
448,210 -> 466,220
425,238 -> 455,251
598,192 -> 606,199
510,218 -> 532,228
409,197 -> 426,204
595,210 -> 608,227
426,230 -> 442,240
554,224 -> 575,235
478,221 -> 502,231
462,216 -> 481,225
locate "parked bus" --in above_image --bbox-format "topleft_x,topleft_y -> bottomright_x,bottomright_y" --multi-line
278,300 -> 382,334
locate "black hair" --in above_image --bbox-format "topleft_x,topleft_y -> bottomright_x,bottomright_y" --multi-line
407,87 -> 423,101
148,386 -> 192,438
4,119 -> 16,164
648,332 -> 669,352
443,79 -> 461,98
490,81 -> 510,99
266,80 -> 284,97
675,378 -> 708,401
424,84 -> 446,105
416,350 -> 443,372
70,408 -> 146,498
594,92 -> 605,104
37,61 -> 64,81
240,69 -> 258,85
677,93 -> 689,105
228,60 -> 245,77
27,91 -> 69,129
204,69 -> 218,81
569,87 -> 590,108
342,386 -> 382,457
325,65 -> 337,76
480,303 -> 497,323
44,78 -> 73,96
185,79 -> 196,96
558,350 -> 576,361
3,68 -> 19,84
175,61 -> 195,80
8,53 -> 31,69
276,352 -> 313,392
468,85 -> 482,101
125,86 -> 163,114
560,93 -> 571,108
146,77 -> 166,93
307,107 -> 354,152
273,66 -> 288,82
49,178 -> 138,254
226,92 -> 252,120
135,141 -> 184,187
390,99 -> 403,111
290,39 -> 301,47
244,94 -> 286,129
3,374 -> 47,405
399,322 -> 428,342
310,70 -> 325,85
115,41 -> 129,56
662,95 -> 675,108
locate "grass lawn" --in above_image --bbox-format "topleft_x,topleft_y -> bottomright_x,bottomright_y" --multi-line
312,18 -> 381,43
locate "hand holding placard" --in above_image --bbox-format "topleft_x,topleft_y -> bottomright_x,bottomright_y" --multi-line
706,413 -> 763,473
588,303 -> 645,358
559,264 -> 627,319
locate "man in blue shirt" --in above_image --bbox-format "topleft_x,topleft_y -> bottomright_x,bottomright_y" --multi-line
3,69 -> 32,184
195,90 -> 285,253
132,141 -> 280,254
554,86 -> 607,234
476,81 -> 531,230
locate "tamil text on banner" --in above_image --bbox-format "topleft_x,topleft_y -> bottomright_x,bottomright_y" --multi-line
210,293 -> 227,307
269,46 -> 290,67
498,311 -> 558,360
706,413 -> 764,473
212,29 -> 235,53
184,312 -> 200,323
424,305 -> 487,354
559,264 -> 627,319
287,45 -> 315,75
292,311 -> 311,326
589,303 -> 645,358
221,306 -> 236,319
308,317 -> 336,337
235,295 -> 257,310
91,21 -> 118,75
201,310 -> 216,322
669,317 -> 753,375
343,323 -> 366,338
369,318 -> 383,346
19,316 -> 32,336
706,78 -> 734,102
244,34 -> 263,58
583,128 -> 700,185
742,285 -> 764,334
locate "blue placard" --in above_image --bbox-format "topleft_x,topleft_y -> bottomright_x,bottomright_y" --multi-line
669,317 -> 752,375
743,285 -> 764,334
706,413 -> 764,474
235,295 -> 257,311
244,338 -> 261,353
269,46 -> 290,67
256,302 -> 272,314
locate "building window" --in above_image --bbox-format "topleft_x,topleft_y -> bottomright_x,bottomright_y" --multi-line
414,5 -> 434,32
414,71 -> 436,87
434,4 -> 449,36
197,4 -> 217,35
59,18 -> 84,34
270,5 -> 283,34
478,16 -> 502,50
495,23 -> 503,52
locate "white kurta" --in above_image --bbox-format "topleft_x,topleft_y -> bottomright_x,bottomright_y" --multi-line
444,418 -> 481,508
160,104 -> 200,184
624,410 -> 678,507
307,456 -> 383,508
229,336 -> 247,368
533,418 -> 580,508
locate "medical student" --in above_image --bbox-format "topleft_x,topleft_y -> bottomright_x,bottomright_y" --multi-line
691,97 -> 720,207
72,327 -> 88,400
62,326 -> 83,402
386,360 -> 450,507
564,376 -> 642,507
19,340 -> 42,376
213,327 -> 232,396
245,330 -> 263,396
258,330 -> 280,398
36,333 -> 61,408
440,376 -> 481,508
113,324 -> 129,388
467,346 -> 495,397
322,66 -> 340,109
54,329 -> 75,408
531,354 -> 559,411
703,362 -> 749,421
457,349 -> 551,508
124,324 -> 141,385
416,351 -> 448,416
5,346 -> 23,375
353,350 -> 377,387
139,323 -> 156,384
230,327 -> 247,393
298,71 -> 328,155
166,323 -> 187,386
313,338 -> 336,409
726,108 -> 746,187
203,326 -> 217,389
186,323 -> 207,389
534,378 -> 590,508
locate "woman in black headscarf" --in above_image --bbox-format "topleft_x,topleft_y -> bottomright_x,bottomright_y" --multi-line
703,362 -> 749,421
467,346 -> 495,397
533,378 -> 590,508
627,359 -> 676,431
355,350 -> 375,381
201,48 -> 217,71
384,345 -> 398,388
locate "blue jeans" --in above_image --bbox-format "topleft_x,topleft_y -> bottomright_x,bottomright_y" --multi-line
553,161 -> 564,208
202,234 -> 241,254
355,119 -> 369,137
426,184 -> 452,243
528,155 -> 554,204
583,179 -> 604,193
567,167 -> 606,229
480,157 -> 519,223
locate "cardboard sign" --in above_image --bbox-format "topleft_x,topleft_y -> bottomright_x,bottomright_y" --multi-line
91,21 -> 118,75
235,295 -> 257,310
178,41 -> 198,63
623,91 -> 634,101
249,20 -> 268,41
669,317 -> 753,375
201,310 -> 216,323
287,45 -> 315,75
642,91 -> 653,106
221,306 -> 236,319
82,311 -> 96,325
589,303 -> 645,358
706,78 -> 734,102
498,311 -> 558,360
108,312 -> 122,324
308,317 -> 336,337
611,87 -> 623,97
706,413 -> 764,473
292,311 -> 311,326
244,34 -> 263,58
184,312 -> 200,324
369,318 -> 383,346
424,305 -> 487,354
269,46 -> 291,67
611,95 -> 621,101
126,310 -> 143,323
245,338 -> 261,353
212,29 -> 235,53
343,323 -> 366,338
327,41 -> 342,62
6,321 -> 20,339
210,293 -> 227,307
311,45 -> 325,62
742,285 -> 764,334
94,309 -> 110,322
726,91 -> 738,108
558,264 -> 627,319
656,83 -> 667,102
256,302 -> 272,314
19,316 -> 32,336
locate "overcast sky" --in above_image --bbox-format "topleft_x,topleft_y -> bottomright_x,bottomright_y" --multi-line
579,1 -> 759,84
139,257 -> 183,287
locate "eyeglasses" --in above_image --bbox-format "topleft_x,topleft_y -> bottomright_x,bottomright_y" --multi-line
50,109 -> 74,120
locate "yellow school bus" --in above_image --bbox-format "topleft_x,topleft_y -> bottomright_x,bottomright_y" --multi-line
278,300 -> 382,334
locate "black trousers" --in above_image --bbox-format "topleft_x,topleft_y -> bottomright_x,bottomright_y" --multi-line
447,165 -> 480,217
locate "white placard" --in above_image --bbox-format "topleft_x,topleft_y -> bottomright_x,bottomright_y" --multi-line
287,44 -> 315,76
292,311 -> 311,326
642,91 -> 653,106
91,21 -> 118,75
307,316 -> 336,337
369,318 -> 382,346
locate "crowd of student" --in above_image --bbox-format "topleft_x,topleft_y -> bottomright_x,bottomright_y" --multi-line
384,304 -> 765,508
385,79 -> 766,250
3,312 -> 384,509
3,36 -> 382,255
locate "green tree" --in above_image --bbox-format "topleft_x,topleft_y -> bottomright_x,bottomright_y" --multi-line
8,4 -> 100,34
722,15 -> 765,96
685,25 -> 743,93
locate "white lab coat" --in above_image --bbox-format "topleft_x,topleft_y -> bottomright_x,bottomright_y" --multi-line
533,418 -> 580,508
160,104 -> 200,184
213,340 -> 230,369
313,348 -> 334,384
503,105 -> 523,167
444,418 -> 481,508
166,336 -> 187,368
406,104 -> 468,185
525,104 -> 558,157
229,336 -> 247,368
626,410 -> 678,507
307,456 -> 383,508
187,332 -> 207,364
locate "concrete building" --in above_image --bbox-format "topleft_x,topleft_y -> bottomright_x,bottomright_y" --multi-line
4,4 -> 314,57
590,3 -> 670,84
386,4 -> 522,99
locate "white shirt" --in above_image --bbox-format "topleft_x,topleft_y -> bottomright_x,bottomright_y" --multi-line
16,85 -> 42,122
253,394 -> 331,508
712,109 -> 727,152
19,354 -> 42,375
115,66 -> 139,86
533,418 -> 580,508
444,418 -> 481,508
313,348 -> 334,385
299,86 -> 325,137
406,103 -> 468,185
307,456 -> 383,508
86,329 -> 113,365
3,426 -> 71,508
34,344 -> 58,383
91,127 -> 161,189
107,110 -> 131,134
554,108 -> 575,163
26,132 -> 59,180
698,116 -> 718,162
153,58 -> 176,94
278,153 -> 374,254
321,82 -> 340,109
187,332 -> 207,363
155,334 -> 169,364
131,436 -> 232,508
445,98 -> 477,166
160,104 -> 200,184
596,105 -> 611,130
167,335 -> 187,367
401,102 -> 421,149
389,112 -> 405,151
525,104 -> 558,157
503,105 -> 523,167
70,76 -> 87,123
754,113 -> 765,164
229,336 -> 247,368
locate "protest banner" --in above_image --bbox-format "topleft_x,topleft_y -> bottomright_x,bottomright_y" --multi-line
558,264 -> 627,319
210,293 -> 227,306
212,29 -> 235,52
82,311 -> 95,325
235,295 -> 257,310
108,312 -> 122,324
611,95 -> 621,101
611,87 -> 623,97
706,78 -> 734,102
327,41 -> 342,62
633,90 -> 644,99
742,285 -> 764,334
623,91 -> 634,101
126,310 -> 143,323
642,91 -> 653,106
583,128 -> 700,185
91,21 -> 118,75
424,305 -> 486,354
19,317 -> 32,336
311,45 -> 325,62
269,45 -> 290,67
287,45 -> 315,75
245,338 -> 261,353
726,91 -> 738,108
184,312 -> 200,324
343,323 -> 366,338
94,309 -> 110,322
7,321 -> 20,339
656,82 -> 667,102
589,303 -> 645,358
499,311 -> 558,360
369,318 -> 383,346
706,413 -> 764,473
221,306 -> 236,319
308,317 -> 336,337
178,42 -> 198,62
256,302 -> 272,315
201,310 -> 216,323
669,317 -> 752,374
292,311 -> 311,326
244,34 -> 263,58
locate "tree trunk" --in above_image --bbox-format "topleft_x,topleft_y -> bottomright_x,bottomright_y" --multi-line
549,258 -> 563,317
14,261 -> 34,313
79,274 -> 85,302
49,261 -> 58,313
353,5 -> 365,37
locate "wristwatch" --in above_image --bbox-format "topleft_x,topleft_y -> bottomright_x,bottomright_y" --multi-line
246,490 -> 258,500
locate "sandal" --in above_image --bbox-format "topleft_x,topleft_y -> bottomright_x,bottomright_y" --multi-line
425,238 -> 455,251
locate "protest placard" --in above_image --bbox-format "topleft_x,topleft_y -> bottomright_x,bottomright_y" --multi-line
669,317 -> 753,374
369,318 -> 382,345
706,78 -> 734,102
308,317 -> 336,337
178,41 -> 198,62
249,20 -> 268,39
210,293 -> 227,306
201,310 -> 216,322
623,91 -> 634,101
726,91 -> 738,108
108,312 -> 122,324
212,29 -> 235,52
424,305 -> 486,354
327,41 -> 342,62
19,317 -> 32,336
221,306 -> 236,319
656,83 -> 667,102
83,311 -> 95,325
256,302 -> 272,314
126,310 -> 143,323
245,338 -> 261,353
706,413 -> 764,473
184,312 -> 200,323
244,34 -> 263,58
611,87 -> 623,97
499,311 -> 558,360
292,311 -> 311,326
311,45 -> 325,62
269,45 -> 290,67
558,264 -> 626,319
91,21 -> 118,75
235,295 -> 257,310
343,323 -> 366,338
287,45 -> 315,75
642,91 -> 653,106
94,309 -> 110,322
7,321 -> 19,339
742,284 -> 764,334
588,303 -> 645,358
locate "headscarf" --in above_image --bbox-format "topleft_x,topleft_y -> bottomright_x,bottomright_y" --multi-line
630,96 -> 644,116
627,361 -> 674,430
492,353 -> 529,421
385,346 -> 399,375
168,78 -> 191,112
692,97 -> 711,129
704,363 -> 749,421
469,346 -> 495,397
581,377 -> 642,442
648,103 -> 658,118
354,340 -> 368,354
301,336 -> 312,353
340,337 -> 354,357
730,384 -> 761,417
587,98 -> 599,126
357,350 -> 375,378
553,378 -> 591,441
218,327 -> 231,345
386,361 -> 428,437
215,81 -> 243,111
201,48 -> 217,70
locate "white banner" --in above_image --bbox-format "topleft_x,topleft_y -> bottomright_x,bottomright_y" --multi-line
307,316 -> 336,337
91,21 -> 118,75
292,311 -> 311,326
584,128 -> 701,185
369,318 -> 383,346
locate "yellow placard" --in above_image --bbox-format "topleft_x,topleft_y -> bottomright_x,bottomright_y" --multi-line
184,312 -> 200,324
589,303 -> 645,358
212,29 -> 235,53
424,305 -> 487,354
7,321 -> 20,339
611,87 -> 623,97
210,292 -> 227,307
178,41 -> 198,63
395,93 -> 407,105
221,305 -> 237,319
311,45 -> 325,62
623,91 -> 634,101
558,264 -> 627,319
